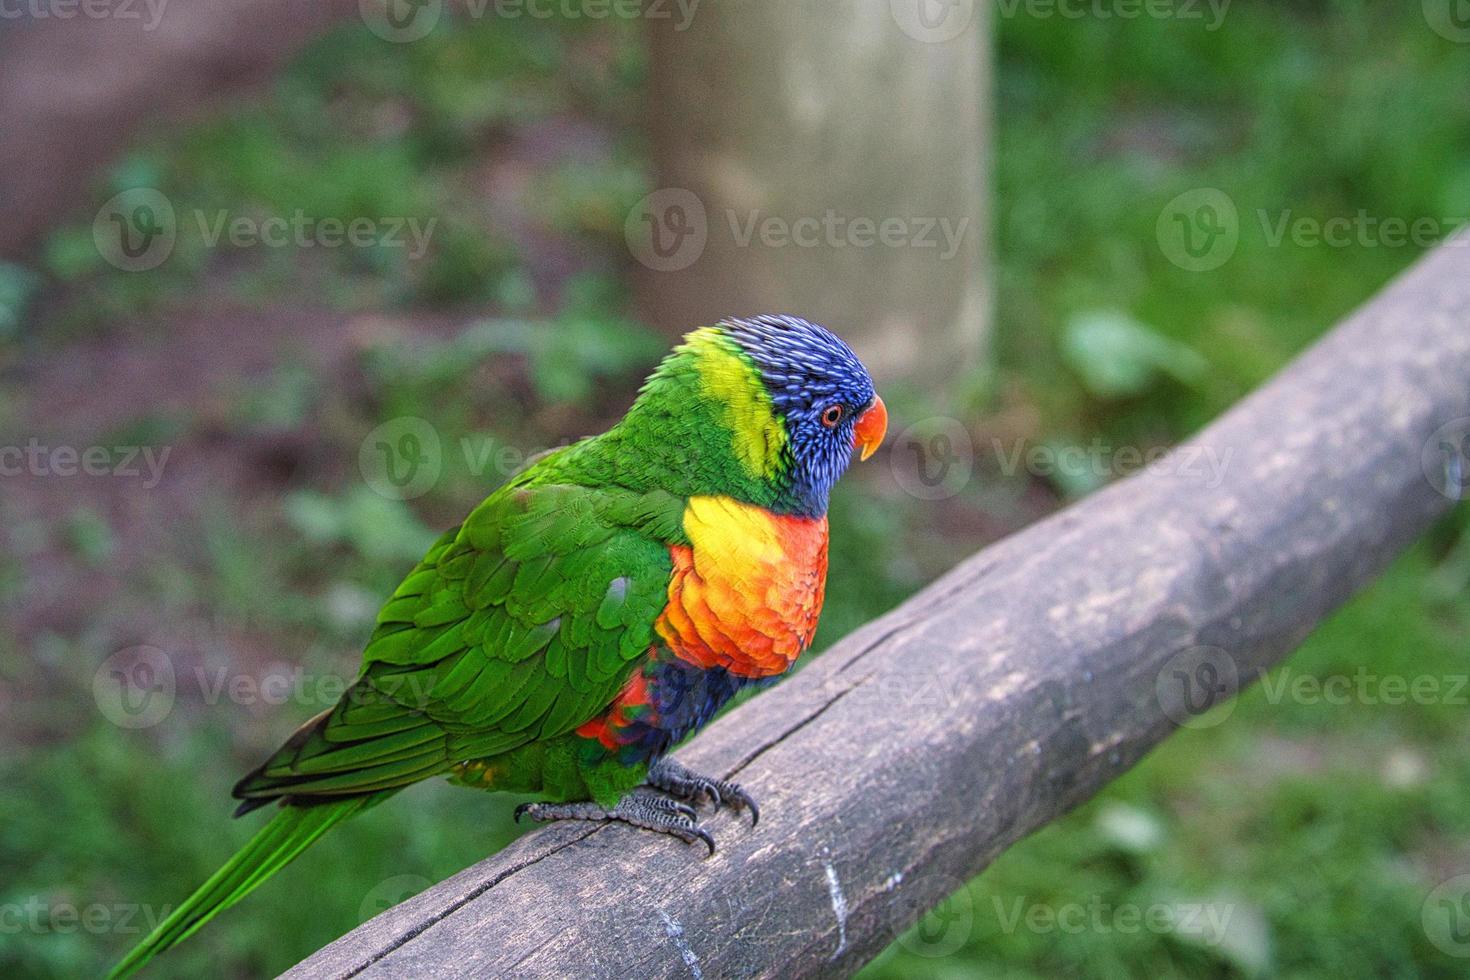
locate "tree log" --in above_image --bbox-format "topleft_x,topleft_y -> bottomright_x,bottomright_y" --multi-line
286,236 -> 1470,978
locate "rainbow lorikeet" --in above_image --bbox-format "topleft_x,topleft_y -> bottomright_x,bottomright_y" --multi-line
110,314 -> 886,978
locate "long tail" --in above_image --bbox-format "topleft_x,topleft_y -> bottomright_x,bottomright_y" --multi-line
108,792 -> 393,979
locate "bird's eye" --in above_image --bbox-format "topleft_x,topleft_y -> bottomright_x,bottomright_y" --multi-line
820,404 -> 845,428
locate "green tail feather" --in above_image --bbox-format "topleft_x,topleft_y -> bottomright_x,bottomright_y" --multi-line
108,792 -> 393,979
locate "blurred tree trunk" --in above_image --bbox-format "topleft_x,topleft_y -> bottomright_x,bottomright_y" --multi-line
637,0 -> 992,386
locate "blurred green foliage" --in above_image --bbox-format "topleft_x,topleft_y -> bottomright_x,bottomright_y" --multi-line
5,3 -> 1470,979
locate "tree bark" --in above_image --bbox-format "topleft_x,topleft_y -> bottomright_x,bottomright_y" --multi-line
284,238 -> 1470,978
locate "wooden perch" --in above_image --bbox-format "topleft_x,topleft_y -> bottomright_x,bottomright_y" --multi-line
286,238 -> 1470,978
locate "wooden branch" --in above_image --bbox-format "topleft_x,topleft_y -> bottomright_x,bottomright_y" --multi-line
286,238 -> 1470,979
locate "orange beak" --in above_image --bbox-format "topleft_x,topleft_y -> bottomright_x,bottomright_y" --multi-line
853,395 -> 887,462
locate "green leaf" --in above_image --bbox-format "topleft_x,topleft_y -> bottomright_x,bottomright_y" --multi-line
0,262 -> 39,342
1062,310 -> 1208,399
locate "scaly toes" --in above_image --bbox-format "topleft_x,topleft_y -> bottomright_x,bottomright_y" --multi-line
513,794 -> 715,855
647,759 -> 760,825
614,794 -> 715,856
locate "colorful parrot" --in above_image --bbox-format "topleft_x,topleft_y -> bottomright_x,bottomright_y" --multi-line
109,314 -> 886,978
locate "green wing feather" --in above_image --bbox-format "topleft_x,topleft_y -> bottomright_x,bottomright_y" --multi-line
112,477 -> 685,977
233,479 -> 682,808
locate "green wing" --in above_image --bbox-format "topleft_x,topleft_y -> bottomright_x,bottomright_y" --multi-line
234,481 -> 683,808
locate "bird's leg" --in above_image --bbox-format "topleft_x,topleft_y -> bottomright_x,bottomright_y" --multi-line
646,757 -> 759,826
515,789 -> 715,855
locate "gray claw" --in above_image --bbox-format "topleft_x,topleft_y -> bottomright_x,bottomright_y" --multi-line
647,758 -> 760,826
514,792 -> 716,856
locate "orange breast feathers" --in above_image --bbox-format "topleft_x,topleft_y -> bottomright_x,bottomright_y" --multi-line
656,495 -> 829,679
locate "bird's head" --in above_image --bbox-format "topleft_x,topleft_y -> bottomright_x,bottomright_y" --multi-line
619,314 -> 886,517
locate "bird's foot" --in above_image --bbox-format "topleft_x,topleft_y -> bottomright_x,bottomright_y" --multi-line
515,789 -> 715,855
647,757 -> 759,826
